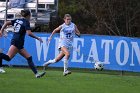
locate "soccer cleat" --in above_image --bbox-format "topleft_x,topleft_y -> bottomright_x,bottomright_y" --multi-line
63,70 -> 71,76
43,60 -> 55,70
0,67 -> 6,73
35,72 -> 46,78
43,61 -> 51,70
43,61 -> 51,67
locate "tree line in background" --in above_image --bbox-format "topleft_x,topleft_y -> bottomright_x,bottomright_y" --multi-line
49,0 -> 140,37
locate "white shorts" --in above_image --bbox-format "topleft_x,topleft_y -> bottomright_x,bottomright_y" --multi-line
58,39 -> 73,51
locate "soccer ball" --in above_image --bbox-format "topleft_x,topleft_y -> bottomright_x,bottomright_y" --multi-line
94,61 -> 104,71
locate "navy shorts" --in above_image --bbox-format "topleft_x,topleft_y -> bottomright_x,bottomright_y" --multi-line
11,39 -> 24,50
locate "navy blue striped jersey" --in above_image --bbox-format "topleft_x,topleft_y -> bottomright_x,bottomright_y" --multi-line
11,18 -> 31,42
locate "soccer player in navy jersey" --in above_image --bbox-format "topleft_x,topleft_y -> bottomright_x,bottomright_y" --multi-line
0,10 -> 45,78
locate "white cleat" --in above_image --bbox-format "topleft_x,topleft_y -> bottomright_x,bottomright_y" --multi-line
43,60 -> 52,70
63,70 -> 71,76
0,67 -> 6,73
43,61 -> 51,67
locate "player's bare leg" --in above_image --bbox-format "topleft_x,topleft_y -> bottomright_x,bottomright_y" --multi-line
19,48 -> 46,78
61,47 -> 71,76
0,45 -> 18,73
43,52 -> 65,70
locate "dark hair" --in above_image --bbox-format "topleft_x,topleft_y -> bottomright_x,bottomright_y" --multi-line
21,10 -> 31,17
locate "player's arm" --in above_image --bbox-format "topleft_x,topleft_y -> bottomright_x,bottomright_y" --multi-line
26,30 -> 43,42
25,21 -> 42,42
48,26 -> 62,40
75,25 -> 80,37
0,21 -> 12,37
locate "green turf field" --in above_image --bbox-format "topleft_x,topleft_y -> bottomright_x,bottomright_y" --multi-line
0,67 -> 140,93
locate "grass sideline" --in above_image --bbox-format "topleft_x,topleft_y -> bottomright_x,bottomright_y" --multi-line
0,67 -> 140,93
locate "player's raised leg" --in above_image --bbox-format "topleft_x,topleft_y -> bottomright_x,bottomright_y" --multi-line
0,45 -> 18,73
43,52 -> 65,67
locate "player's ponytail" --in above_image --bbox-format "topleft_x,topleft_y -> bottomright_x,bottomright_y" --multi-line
21,10 -> 31,17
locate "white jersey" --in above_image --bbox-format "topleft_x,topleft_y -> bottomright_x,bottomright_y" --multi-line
58,22 -> 76,50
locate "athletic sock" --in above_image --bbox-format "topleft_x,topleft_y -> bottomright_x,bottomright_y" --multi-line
0,53 -> 11,61
27,56 -> 37,74
0,53 -> 11,67
0,59 -> 2,67
48,59 -> 56,64
63,59 -> 68,72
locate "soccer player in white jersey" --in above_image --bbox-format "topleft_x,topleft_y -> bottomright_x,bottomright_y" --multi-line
43,14 -> 80,76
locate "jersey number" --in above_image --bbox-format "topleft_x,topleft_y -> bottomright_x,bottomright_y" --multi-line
14,23 -> 21,32
66,33 -> 72,38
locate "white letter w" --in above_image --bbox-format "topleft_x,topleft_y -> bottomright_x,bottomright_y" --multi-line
35,37 -> 50,61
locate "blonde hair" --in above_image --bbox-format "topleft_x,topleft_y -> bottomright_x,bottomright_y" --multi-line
64,14 -> 72,19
